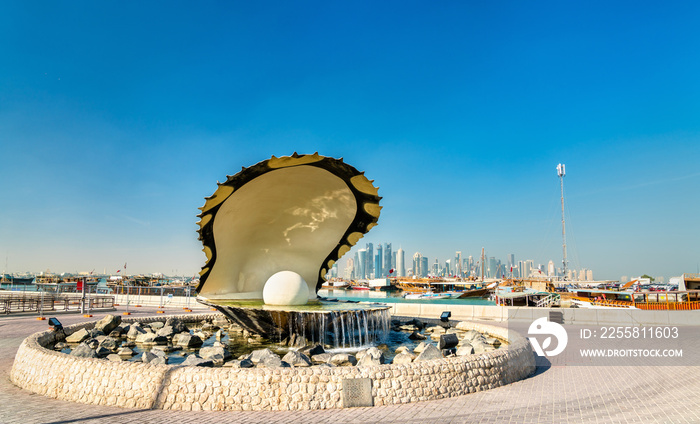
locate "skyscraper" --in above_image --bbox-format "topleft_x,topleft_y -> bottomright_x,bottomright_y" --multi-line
396,248 -> 405,277
421,257 -> 429,278
384,243 -> 392,276
365,243 -> 373,279
412,252 -> 422,277
455,251 -> 463,277
374,245 -> 382,279
357,249 -> 367,280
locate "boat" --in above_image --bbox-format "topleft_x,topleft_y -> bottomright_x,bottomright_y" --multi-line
403,292 -> 452,300
350,285 -> 370,290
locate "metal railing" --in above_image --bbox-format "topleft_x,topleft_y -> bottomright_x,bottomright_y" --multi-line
0,292 -> 114,315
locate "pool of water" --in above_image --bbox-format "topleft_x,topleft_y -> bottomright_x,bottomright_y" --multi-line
318,289 -> 496,305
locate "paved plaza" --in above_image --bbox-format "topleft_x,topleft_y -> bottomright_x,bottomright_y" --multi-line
1,306 -> 699,424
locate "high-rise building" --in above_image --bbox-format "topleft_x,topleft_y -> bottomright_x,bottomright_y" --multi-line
508,254 -> 515,271
365,243 -> 373,279
396,248 -> 405,277
413,252 -> 422,277
455,251 -> 462,276
488,257 -> 497,278
445,259 -> 452,277
384,243 -> 392,276
547,260 -> 555,277
432,259 -> 439,277
345,258 -> 355,279
375,244 -> 382,278
421,257 -> 429,278
357,249 -> 367,280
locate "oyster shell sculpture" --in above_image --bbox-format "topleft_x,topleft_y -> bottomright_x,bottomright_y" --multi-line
196,153 -> 381,304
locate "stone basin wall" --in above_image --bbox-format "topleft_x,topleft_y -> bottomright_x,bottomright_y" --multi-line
10,313 -> 535,411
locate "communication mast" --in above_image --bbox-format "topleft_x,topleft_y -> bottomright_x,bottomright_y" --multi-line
557,164 -> 568,280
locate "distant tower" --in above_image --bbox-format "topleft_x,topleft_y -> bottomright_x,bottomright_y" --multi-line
396,247 -> 405,277
557,163 -> 568,280
366,243 -> 374,279
384,243 -> 392,276
375,244 -> 383,278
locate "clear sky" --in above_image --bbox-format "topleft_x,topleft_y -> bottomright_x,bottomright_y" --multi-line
1,1 -> 699,281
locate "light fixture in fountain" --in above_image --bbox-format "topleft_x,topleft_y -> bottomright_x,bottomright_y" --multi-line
195,153 -> 389,346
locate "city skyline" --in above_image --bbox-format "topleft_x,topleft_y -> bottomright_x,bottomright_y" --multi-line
1,2 -> 699,280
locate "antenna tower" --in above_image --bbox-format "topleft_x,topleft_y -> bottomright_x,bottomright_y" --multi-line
557,164 -> 568,280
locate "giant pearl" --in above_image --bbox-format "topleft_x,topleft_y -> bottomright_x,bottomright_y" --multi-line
262,271 -> 309,306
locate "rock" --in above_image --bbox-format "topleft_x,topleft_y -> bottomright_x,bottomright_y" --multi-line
106,353 -> 122,362
95,346 -> 112,357
175,333 -> 203,348
135,333 -> 168,345
150,348 -> 167,358
408,331 -> 427,341
70,343 -> 97,358
399,324 -> 419,332
288,333 -> 308,348
96,336 -> 119,351
65,328 -> 90,343
117,347 -> 135,357
330,353 -> 357,366
257,355 -> 288,368
121,340 -> 136,348
54,342 -> 69,351
282,351 -> 312,367
248,348 -> 279,364
485,337 -> 502,347
214,329 -> 224,342
141,351 -> 159,363
157,325 -> 175,339
199,346 -> 231,360
201,322 -> 215,332
212,316 -> 229,328
207,353 -> 225,367
456,345 -> 475,356
85,338 -> 99,349
357,347 -> 385,364
406,318 -> 425,329
150,356 -> 167,365
413,341 -> 430,354
165,317 -> 188,334
462,329 -> 482,341
222,358 -> 256,368
425,325 -> 446,334
126,325 -> 147,341
394,346 -> 410,354
377,343 -> 389,351
181,354 -> 213,367
94,315 -> 121,334
149,321 -> 165,331
299,344 -> 325,357
108,328 -> 123,338
193,330 -> 211,341
439,333 -> 460,350
415,344 -> 443,362
392,352 -> 414,364
471,340 -> 490,354
311,353 -> 332,363
391,318 -> 401,326
356,354 -> 382,366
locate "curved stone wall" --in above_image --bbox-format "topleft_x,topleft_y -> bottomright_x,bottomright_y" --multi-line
10,314 -> 535,411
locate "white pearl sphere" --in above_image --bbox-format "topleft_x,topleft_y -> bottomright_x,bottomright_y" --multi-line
262,271 -> 309,306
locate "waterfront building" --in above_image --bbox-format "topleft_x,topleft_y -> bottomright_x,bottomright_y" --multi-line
384,243 -> 392,276
375,244 -> 383,278
396,248 -> 405,277
365,243 -> 373,279
412,252 -> 422,277
455,251 -> 463,277
357,249 -> 367,280
547,260 -> 555,277
421,257 -> 429,278
344,257 -> 355,279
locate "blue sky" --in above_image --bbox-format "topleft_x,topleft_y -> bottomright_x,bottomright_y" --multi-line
1,1 -> 699,280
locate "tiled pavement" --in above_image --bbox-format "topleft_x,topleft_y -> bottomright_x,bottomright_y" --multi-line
1,306 -> 699,424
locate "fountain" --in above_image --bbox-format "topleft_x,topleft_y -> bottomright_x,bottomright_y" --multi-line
194,153 -> 391,348
10,152 -> 536,411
